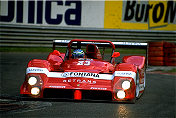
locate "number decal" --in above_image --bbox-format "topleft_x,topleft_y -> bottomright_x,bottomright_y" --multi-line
84,61 -> 90,65
77,61 -> 90,65
77,61 -> 84,65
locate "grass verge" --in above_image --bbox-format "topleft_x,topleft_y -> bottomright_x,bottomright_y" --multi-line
0,47 -> 52,52
158,68 -> 176,73
0,47 -> 146,54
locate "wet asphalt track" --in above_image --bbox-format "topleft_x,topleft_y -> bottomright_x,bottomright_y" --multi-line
0,52 -> 175,118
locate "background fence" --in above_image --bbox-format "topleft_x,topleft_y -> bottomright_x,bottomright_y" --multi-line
0,24 -> 175,48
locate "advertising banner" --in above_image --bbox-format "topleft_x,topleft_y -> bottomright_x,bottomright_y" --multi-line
0,1 -> 104,28
0,0 -> 175,31
104,0 -> 176,31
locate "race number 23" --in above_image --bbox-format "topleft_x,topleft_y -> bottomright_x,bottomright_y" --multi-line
77,61 -> 90,65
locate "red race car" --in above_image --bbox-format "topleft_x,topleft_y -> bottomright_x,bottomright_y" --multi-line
20,39 -> 147,103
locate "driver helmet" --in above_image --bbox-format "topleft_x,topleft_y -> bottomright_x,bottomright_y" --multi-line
72,49 -> 84,58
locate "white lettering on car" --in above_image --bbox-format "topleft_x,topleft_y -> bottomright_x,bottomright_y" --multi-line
77,61 -> 91,65
61,72 -> 99,78
63,79 -> 96,84
90,87 -> 107,90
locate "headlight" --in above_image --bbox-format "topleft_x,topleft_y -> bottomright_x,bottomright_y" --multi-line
117,90 -> 125,99
122,81 -> 131,90
28,77 -> 37,85
31,87 -> 40,95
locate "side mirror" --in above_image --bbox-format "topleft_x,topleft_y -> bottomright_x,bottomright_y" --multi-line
53,50 -> 64,61
112,52 -> 120,58
53,50 -> 61,56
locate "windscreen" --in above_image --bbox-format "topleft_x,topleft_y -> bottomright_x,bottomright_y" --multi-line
67,41 -> 114,62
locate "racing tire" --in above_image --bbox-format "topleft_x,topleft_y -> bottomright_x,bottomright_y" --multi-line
136,70 -> 140,99
130,97 -> 136,104
130,70 -> 140,104
143,68 -> 146,89
140,68 -> 146,98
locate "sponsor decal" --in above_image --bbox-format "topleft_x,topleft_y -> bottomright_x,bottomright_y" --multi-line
0,1 -> 105,28
115,72 -> 132,76
63,79 -> 96,84
114,71 -> 136,80
26,67 -> 104,79
0,0 -> 82,25
90,87 -> 107,90
61,72 -> 99,78
26,67 -> 137,81
104,0 -> 176,31
28,68 -> 43,72
123,1 -> 175,24
49,86 -> 65,88
26,67 -> 49,74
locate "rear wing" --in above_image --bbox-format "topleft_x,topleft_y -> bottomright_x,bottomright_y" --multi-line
53,40 -> 147,48
53,40 -> 148,65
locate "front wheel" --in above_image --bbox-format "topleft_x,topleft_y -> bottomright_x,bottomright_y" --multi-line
130,71 -> 140,104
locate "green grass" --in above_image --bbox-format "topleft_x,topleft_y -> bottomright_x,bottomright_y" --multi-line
153,68 -> 176,73
0,47 -> 146,54
167,68 -> 176,73
0,47 -> 51,52
117,48 -> 146,54
0,47 -> 66,53
161,68 -> 176,73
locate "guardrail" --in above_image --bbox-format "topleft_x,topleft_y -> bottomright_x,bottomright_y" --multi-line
0,24 -> 176,47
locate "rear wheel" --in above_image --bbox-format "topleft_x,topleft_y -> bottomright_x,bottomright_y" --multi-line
136,71 -> 140,98
143,68 -> 146,88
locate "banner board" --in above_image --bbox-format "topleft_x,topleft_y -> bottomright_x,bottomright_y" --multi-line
0,1 -> 104,28
104,0 -> 176,31
0,0 -> 175,31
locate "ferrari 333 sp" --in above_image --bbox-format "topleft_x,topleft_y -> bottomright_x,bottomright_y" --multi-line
20,39 -> 146,103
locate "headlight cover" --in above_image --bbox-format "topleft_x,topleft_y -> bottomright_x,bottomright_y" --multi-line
28,77 -> 37,86
122,80 -> 131,90
31,87 -> 40,95
117,90 -> 125,99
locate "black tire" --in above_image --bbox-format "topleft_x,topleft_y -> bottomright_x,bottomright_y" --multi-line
130,97 -> 136,104
136,70 -> 140,99
130,70 -> 140,104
